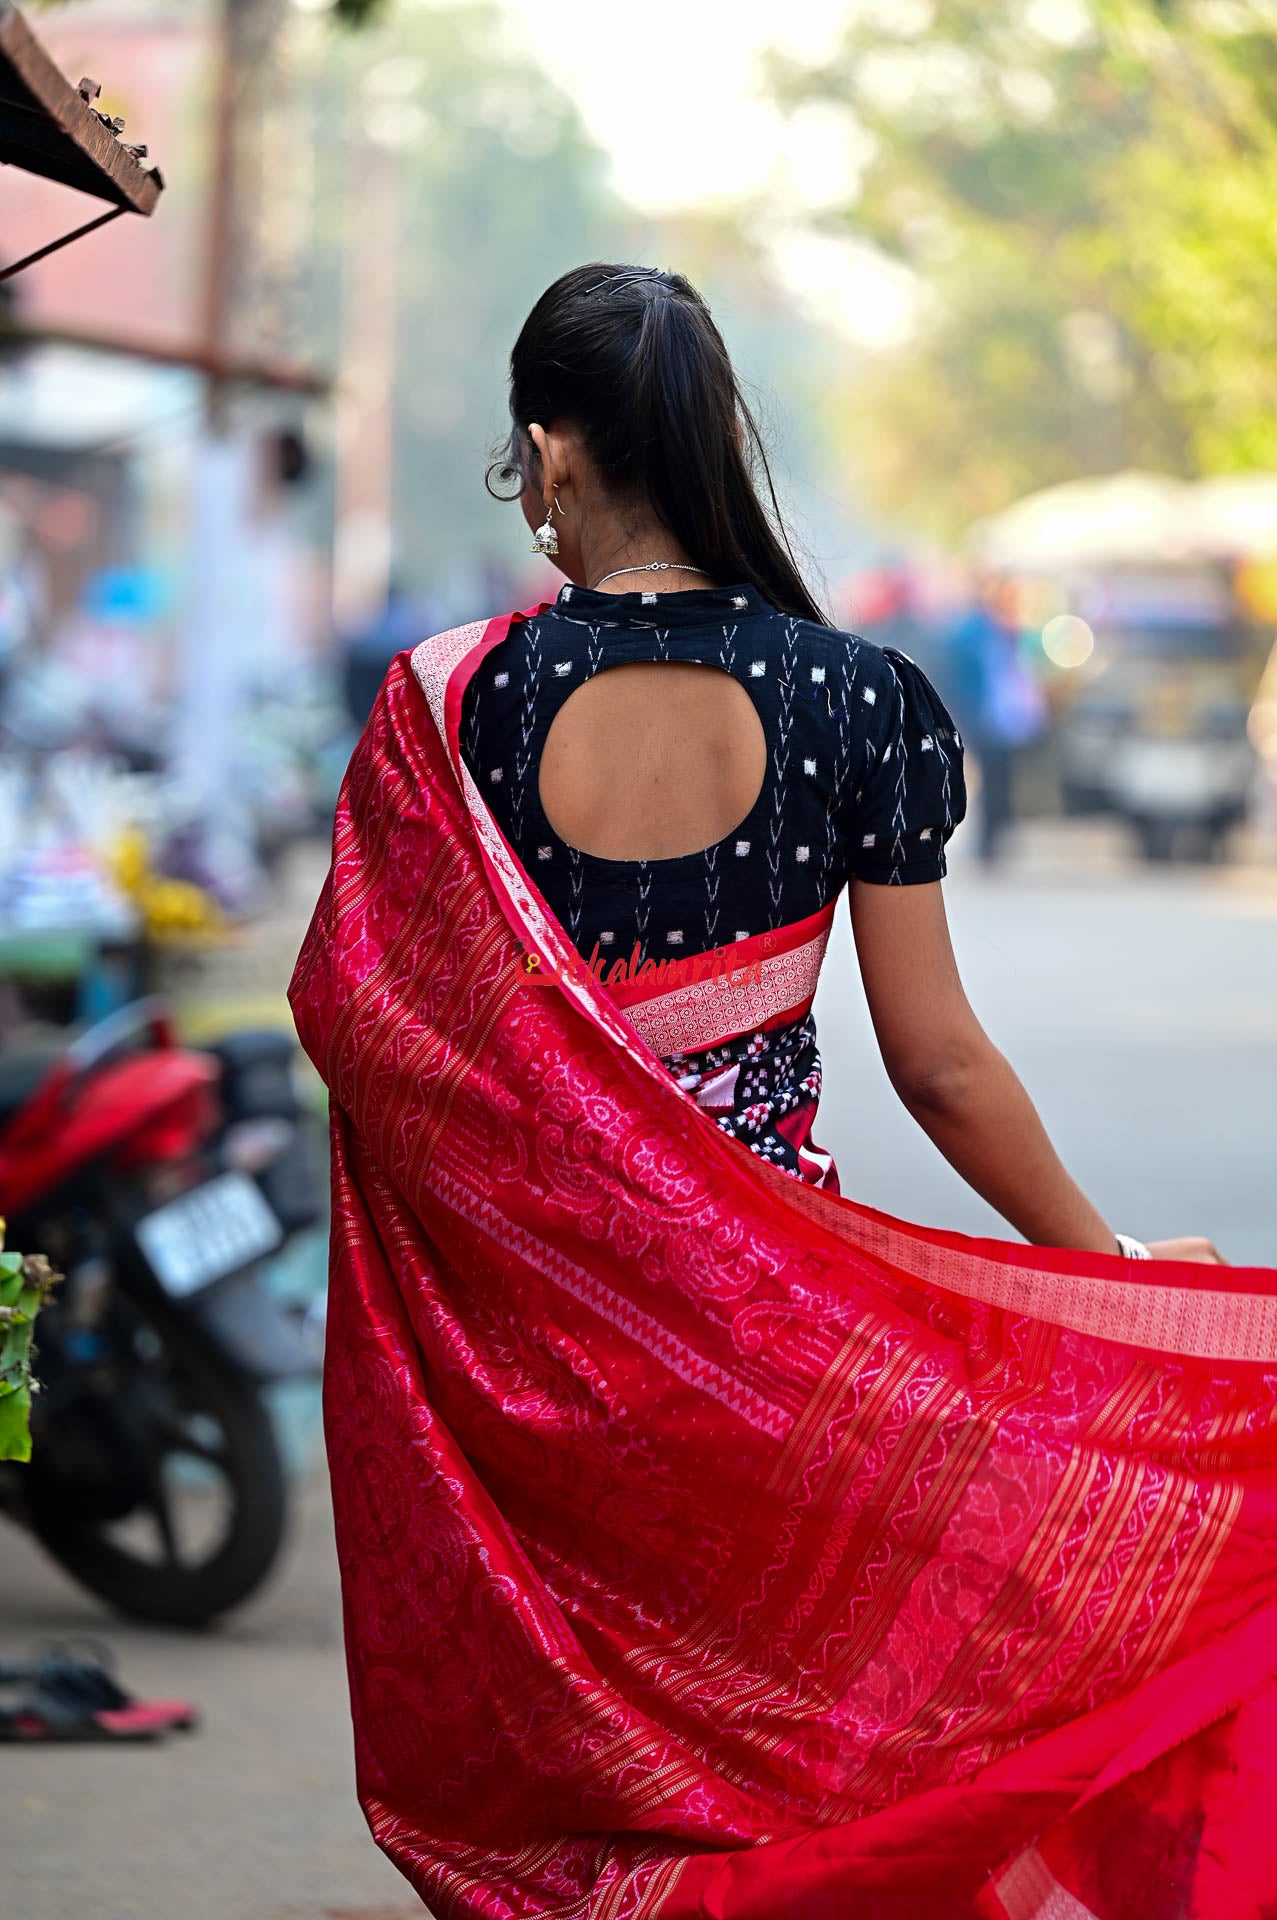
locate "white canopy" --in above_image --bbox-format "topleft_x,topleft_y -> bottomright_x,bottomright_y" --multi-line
970,470 -> 1277,571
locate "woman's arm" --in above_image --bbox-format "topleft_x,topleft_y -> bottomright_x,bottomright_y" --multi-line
848,880 -> 1220,1259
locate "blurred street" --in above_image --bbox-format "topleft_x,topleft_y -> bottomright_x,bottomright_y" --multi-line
3,822 -> 1274,1920
818,824 -> 1277,1270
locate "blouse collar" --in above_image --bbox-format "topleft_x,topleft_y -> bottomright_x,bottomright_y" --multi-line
551,580 -> 773,624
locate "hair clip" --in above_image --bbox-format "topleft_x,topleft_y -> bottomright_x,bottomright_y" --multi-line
584,268 -> 671,297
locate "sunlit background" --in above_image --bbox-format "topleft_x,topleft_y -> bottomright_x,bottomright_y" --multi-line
2,3 -> 1275,1915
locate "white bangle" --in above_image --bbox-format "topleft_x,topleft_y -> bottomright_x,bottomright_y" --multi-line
1115,1232 -> 1152,1260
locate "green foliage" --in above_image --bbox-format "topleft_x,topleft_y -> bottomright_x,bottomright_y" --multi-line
773,0 -> 1277,532
0,1241 -> 59,1465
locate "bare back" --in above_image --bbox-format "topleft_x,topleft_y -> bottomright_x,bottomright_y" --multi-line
537,661 -> 767,863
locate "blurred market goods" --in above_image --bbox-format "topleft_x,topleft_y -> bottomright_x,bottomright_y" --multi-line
106,824 -> 223,942
0,841 -> 133,938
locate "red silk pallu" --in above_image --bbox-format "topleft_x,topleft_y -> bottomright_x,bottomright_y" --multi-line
289,610 -> 1277,1920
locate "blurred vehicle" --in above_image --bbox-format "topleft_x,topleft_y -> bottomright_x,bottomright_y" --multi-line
0,1000 -> 324,1626
970,477 -> 1277,863
1057,565 -> 1260,862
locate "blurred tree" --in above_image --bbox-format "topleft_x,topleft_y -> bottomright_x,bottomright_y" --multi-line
294,3 -> 857,620
298,3 -> 628,611
771,0 -> 1277,532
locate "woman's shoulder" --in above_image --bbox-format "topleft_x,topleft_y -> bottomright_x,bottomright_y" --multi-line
758,611 -> 875,672
775,621 -> 965,757
773,617 -> 938,698
826,631 -> 963,739
876,645 -> 964,743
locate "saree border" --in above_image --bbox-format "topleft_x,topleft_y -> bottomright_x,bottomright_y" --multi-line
990,1847 -> 1100,1920
604,900 -> 837,1056
759,1169 -> 1277,1363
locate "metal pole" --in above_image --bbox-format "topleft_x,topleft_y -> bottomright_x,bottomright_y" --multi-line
332,118 -> 398,632
0,206 -> 125,282
201,0 -> 236,431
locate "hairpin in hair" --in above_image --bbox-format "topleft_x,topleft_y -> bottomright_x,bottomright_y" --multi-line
584,267 -> 673,297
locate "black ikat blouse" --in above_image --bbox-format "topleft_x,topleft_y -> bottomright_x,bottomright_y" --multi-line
459,580 -> 967,1185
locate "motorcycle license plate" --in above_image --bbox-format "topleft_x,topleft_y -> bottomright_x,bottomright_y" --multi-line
136,1171 -> 284,1298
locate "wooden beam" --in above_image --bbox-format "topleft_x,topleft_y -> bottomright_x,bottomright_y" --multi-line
0,318 -> 331,396
0,1 -> 163,214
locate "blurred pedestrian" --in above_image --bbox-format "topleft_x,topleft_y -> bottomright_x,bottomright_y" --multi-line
948,572 -> 1046,863
339,576 -> 438,729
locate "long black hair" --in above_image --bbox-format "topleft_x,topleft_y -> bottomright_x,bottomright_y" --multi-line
487,263 -> 828,625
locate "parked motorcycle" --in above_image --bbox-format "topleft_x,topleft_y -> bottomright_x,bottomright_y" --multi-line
0,1000 -> 324,1626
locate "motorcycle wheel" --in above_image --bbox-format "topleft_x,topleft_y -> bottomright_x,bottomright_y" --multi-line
25,1309 -> 288,1629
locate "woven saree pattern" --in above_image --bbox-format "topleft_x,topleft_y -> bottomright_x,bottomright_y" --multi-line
289,619 -> 1277,1920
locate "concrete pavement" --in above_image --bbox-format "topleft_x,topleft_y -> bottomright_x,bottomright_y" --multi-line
1,1467 -> 418,1920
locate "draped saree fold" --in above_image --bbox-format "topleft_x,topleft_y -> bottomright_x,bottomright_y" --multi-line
288,609 -> 1277,1920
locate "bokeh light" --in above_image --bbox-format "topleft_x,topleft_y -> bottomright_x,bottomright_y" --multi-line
1040,613 -> 1095,669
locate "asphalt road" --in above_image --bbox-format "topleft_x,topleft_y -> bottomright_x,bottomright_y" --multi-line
2,828 -> 1274,1920
814,825 -> 1277,1268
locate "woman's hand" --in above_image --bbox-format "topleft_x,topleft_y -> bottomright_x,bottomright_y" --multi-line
1146,1237 -> 1227,1265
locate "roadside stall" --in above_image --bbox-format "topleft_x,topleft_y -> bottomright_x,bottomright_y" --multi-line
0,6 -> 335,1035
0,4 -> 172,1029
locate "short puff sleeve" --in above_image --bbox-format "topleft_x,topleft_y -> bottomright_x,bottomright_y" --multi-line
845,646 -> 967,885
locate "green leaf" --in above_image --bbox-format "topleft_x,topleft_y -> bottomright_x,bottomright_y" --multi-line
0,1254 -> 59,1461
0,1379 -> 32,1463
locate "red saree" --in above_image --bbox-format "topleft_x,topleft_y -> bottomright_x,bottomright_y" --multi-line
288,608 -> 1277,1920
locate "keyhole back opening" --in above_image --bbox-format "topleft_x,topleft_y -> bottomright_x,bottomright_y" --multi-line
536,660 -> 769,863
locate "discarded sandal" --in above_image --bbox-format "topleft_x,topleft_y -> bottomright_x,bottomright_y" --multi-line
0,1637 -> 199,1740
0,1673 -> 165,1742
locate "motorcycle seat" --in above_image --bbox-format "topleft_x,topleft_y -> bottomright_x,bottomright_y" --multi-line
0,1044 -> 64,1129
